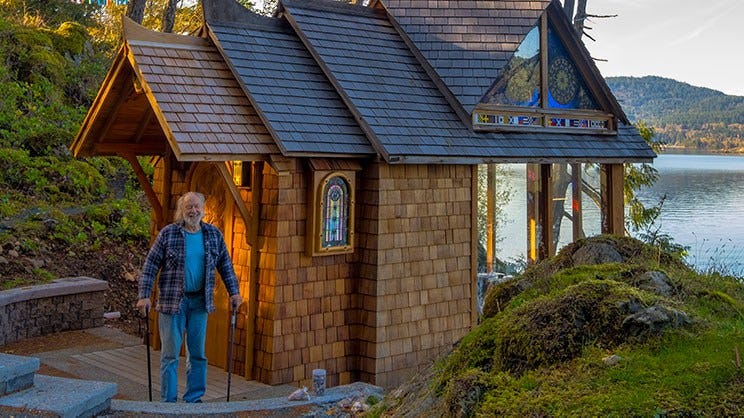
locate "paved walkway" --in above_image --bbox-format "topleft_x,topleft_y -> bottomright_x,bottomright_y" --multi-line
1,326 -> 295,403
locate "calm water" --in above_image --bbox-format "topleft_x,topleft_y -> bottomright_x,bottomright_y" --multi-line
493,153 -> 744,276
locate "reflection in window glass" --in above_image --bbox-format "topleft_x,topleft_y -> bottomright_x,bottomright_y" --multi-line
547,23 -> 598,110
487,26 -> 540,107
322,176 -> 349,248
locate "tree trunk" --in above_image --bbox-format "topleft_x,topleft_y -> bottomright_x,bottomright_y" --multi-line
574,0 -> 588,37
551,164 -> 572,251
162,0 -> 178,33
563,0 -> 575,21
126,0 -> 147,25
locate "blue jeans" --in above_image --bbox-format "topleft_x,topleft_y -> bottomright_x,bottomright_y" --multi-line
158,294 -> 208,402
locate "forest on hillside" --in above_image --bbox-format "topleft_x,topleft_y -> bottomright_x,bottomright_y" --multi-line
607,76 -> 744,152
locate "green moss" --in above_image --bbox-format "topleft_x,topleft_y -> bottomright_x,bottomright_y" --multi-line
53,22 -> 88,56
425,236 -> 744,416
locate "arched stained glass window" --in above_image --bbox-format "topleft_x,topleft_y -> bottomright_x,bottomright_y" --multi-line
321,176 -> 349,248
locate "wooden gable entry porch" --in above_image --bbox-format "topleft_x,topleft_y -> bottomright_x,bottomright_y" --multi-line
68,20 -> 278,380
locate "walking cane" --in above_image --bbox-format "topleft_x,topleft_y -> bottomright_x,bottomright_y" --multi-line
145,306 -> 153,402
226,305 -> 237,402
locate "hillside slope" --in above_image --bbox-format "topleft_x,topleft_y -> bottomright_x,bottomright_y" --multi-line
607,76 -> 744,151
378,236 -> 744,416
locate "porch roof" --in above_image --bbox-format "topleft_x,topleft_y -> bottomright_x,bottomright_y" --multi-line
71,18 -> 280,161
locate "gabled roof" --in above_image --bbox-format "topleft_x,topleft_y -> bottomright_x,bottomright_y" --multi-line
279,0 -> 653,163
204,10 -> 375,157
280,0 -> 483,161
74,0 -> 655,164
379,0 -> 550,113
72,17 -> 279,161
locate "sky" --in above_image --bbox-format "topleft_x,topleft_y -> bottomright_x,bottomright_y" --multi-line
579,0 -> 744,96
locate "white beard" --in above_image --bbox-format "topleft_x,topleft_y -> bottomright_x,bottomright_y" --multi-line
184,214 -> 203,230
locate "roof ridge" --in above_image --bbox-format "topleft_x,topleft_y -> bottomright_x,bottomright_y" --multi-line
281,0 -> 381,17
208,17 -> 292,34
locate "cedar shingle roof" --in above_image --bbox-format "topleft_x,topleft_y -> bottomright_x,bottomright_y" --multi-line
381,0 -> 550,112
126,19 -> 280,160
281,0 -> 654,163
207,17 -> 374,156
282,0 -> 482,161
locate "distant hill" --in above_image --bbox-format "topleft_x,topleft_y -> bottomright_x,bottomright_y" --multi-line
606,76 -> 744,152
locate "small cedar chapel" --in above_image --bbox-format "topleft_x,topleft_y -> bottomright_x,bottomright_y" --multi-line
71,0 -> 655,388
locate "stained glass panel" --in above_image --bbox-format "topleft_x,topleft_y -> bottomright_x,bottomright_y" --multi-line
321,176 -> 349,248
547,23 -> 599,110
486,26 -> 540,107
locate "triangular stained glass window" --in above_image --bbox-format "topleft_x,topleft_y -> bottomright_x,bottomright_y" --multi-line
483,22 -> 600,111
485,26 -> 540,107
547,22 -> 599,110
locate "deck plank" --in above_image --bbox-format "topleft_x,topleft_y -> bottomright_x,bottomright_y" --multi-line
72,345 -> 263,401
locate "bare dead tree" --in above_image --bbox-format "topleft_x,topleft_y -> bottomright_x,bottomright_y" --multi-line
126,0 -> 147,24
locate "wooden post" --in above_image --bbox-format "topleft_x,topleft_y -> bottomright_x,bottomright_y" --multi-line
486,164 -> 496,272
244,161 -> 263,380
600,163 -> 624,235
526,164 -> 539,264
571,163 -> 583,241
538,164 -> 553,260
163,150 -> 173,223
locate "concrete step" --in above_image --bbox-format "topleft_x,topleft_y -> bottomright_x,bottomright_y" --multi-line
0,352 -> 39,395
0,374 -> 117,418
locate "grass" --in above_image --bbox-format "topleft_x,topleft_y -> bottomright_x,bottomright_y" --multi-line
688,235 -> 744,278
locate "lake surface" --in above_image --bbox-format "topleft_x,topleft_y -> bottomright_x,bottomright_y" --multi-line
493,153 -> 744,276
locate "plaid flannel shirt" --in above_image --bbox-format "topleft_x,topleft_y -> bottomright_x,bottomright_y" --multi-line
137,221 -> 239,315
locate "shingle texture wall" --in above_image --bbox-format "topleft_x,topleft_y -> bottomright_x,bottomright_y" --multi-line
252,161 -> 359,386
355,163 -> 475,387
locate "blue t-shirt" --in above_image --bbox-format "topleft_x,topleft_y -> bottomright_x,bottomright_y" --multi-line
184,229 -> 205,293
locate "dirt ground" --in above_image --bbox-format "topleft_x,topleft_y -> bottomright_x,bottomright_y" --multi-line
0,239 -> 148,338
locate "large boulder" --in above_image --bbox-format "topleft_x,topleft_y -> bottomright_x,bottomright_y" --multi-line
622,305 -> 691,337
636,271 -> 674,297
572,242 -> 623,266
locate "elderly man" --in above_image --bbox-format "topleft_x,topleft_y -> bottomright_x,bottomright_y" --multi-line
136,191 -> 241,403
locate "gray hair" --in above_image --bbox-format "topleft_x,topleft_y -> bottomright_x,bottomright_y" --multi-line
173,192 -> 206,223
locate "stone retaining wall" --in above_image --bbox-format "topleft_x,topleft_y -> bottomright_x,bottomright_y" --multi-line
0,277 -> 108,346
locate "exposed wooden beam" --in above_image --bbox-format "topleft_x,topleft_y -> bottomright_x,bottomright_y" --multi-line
486,164 -> 495,272
538,164 -> 554,260
122,153 -> 164,228
97,84 -> 134,144
132,107 -> 153,144
162,150 -> 173,223
244,161 -> 264,380
214,161 -> 254,245
92,142 -> 167,156
571,163 -> 584,241
526,164 -> 539,264
601,163 -> 624,235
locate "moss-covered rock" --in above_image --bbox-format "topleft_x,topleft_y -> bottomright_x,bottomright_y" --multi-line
382,236 -> 744,417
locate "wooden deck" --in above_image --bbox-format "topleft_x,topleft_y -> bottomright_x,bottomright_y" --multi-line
72,345 -> 292,402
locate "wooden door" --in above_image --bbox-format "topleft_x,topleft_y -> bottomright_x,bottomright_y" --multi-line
189,163 -> 231,369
